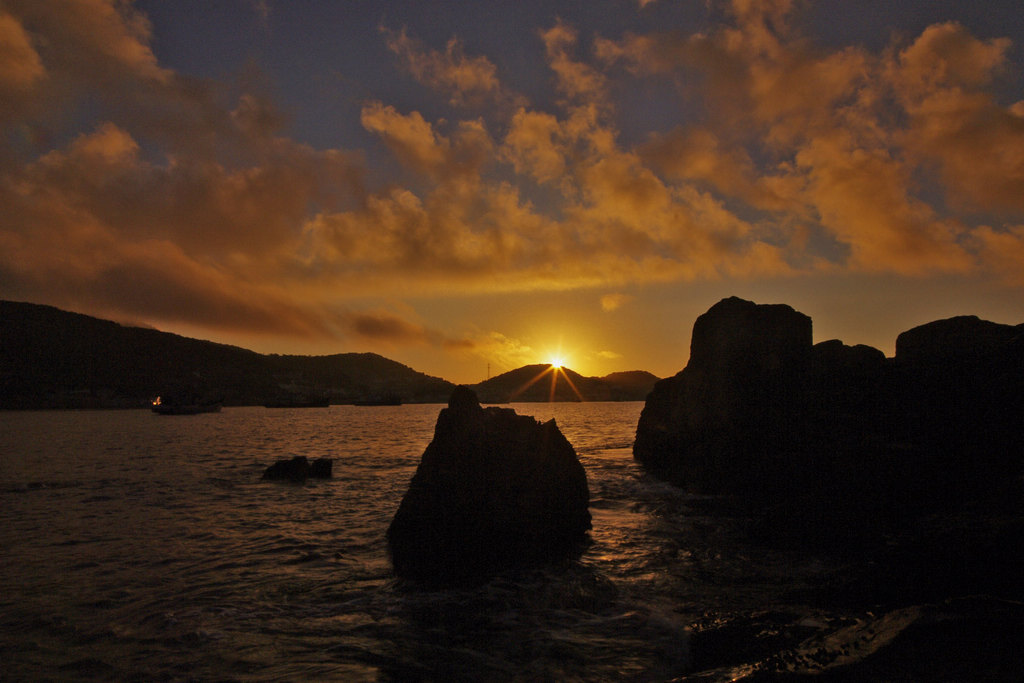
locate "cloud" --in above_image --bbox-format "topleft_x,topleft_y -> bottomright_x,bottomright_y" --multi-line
383,26 -> 522,110
970,225 -> 1024,286
540,20 -> 609,104
597,3 -> 1006,278
0,11 -> 45,92
346,310 -> 431,344
361,103 -> 450,175
888,23 -> 1024,214
600,293 -> 633,311
795,133 -> 972,275
361,102 -> 494,180
469,331 -> 536,371
502,109 -> 568,185
0,212 -> 336,339
597,349 -> 623,360
11,0 -> 169,83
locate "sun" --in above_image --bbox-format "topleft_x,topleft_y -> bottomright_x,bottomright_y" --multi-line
548,356 -> 564,369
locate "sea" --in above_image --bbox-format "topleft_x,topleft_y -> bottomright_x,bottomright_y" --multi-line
1,403 -> 1017,681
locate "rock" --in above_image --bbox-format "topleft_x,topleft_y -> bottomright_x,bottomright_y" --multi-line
688,296 -> 813,373
633,296 -> 1024,549
387,386 -> 591,582
894,316 -> 1024,500
633,297 -> 814,492
261,456 -> 332,482
894,316 -> 1020,365
807,339 -> 891,423
308,458 -> 333,478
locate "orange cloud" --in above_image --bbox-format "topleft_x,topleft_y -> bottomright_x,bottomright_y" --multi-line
361,103 -> 449,175
468,331 -> 536,371
0,11 -> 44,92
361,102 -> 494,181
383,27 -> 522,110
971,225 -> 1024,286
347,310 -> 431,344
795,134 -> 972,275
502,109 -> 568,185
597,4 -> 1014,279
600,293 -> 633,311
9,0 -> 168,83
889,23 -> 1024,214
540,21 -> 608,104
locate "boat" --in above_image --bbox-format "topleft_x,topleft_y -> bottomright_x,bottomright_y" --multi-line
151,396 -> 222,415
151,386 -> 223,414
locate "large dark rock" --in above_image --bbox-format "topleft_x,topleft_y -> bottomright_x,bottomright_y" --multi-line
633,296 -> 1024,548
387,387 -> 591,582
894,316 -> 1024,501
633,297 -> 815,492
895,315 -> 1021,365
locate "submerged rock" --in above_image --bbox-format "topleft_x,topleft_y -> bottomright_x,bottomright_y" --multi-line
261,456 -> 332,482
387,386 -> 591,582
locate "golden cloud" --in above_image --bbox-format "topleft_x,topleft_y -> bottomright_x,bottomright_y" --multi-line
0,11 -> 45,92
541,21 -> 609,104
970,225 -> 1024,286
600,293 -> 633,312
347,310 -> 431,344
889,23 -> 1024,213
383,26 -> 523,110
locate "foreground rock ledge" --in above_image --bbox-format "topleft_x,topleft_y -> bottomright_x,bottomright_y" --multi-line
388,387 -> 591,582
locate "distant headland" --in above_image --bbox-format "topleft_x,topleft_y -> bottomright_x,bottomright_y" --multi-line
0,300 -> 659,409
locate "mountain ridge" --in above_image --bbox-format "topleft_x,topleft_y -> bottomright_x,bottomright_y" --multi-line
0,300 -> 454,408
471,364 -> 659,403
0,300 -> 658,408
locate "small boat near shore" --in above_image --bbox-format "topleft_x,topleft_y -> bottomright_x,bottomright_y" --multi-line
151,389 -> 222,415
151,397 -> 222,415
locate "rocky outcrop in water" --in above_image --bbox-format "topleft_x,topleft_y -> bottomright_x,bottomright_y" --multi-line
633,297 -> 814,491
261,456 -> 332,482
634,296 -> 1024,545
387,387 -> 591,582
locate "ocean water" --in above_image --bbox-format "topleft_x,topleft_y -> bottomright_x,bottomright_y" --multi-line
1,403 -> 1008,681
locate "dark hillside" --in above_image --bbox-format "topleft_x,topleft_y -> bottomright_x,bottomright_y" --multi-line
471,364 -> 657,403
600,370 -> 659,398
0,301 -> 454,408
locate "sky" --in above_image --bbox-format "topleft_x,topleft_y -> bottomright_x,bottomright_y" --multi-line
2,0 -> 1024,384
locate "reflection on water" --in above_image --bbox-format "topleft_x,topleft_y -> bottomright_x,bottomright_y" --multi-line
3,403 -> 1010,680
